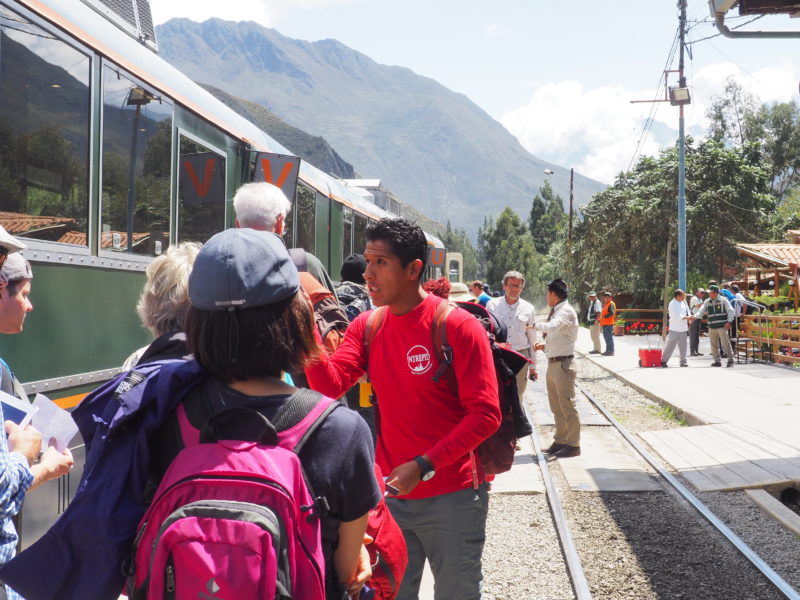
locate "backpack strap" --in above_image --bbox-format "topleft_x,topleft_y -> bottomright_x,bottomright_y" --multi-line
431,300 -> 458,389
0,358 -> 28,402
363,306 -> 388,355
273,388 -> 339,454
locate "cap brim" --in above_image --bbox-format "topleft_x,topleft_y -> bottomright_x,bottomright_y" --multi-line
0,230 -> 26,254
449,293 -> 476,302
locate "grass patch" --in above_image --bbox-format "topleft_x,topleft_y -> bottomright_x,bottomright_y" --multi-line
650,403 -> 688,426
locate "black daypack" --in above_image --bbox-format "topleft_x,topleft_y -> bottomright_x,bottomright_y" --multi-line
334,281 -> 372,322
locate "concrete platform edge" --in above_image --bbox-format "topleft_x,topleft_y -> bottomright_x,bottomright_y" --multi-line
577,350 -> 710,428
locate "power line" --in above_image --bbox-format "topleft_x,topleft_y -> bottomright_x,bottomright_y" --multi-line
626,28 -> 680,174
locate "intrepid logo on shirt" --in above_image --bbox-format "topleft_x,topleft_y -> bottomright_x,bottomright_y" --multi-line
407,345 -> 432,374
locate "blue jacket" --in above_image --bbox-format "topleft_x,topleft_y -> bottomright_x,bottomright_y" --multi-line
0,360 -> 204,600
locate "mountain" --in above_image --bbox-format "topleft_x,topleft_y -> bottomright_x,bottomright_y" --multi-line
156,18 -> 607,235
199,84 -> 356,179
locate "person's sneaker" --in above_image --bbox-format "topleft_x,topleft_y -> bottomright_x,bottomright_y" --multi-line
696,352 -> 704,355
680,363 -> 688,367
543,443 -> 567,455
727,361 -> 734,368
661,362 -> 668,368
588,350 -> 601,354
711,361 -> 722,367
601,352 -> 614,356
553,445 -> 581,458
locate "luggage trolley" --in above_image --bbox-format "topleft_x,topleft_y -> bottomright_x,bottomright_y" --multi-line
638,335 -> 663,368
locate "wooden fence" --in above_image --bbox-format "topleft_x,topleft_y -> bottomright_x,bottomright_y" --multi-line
739,314 -> 800,366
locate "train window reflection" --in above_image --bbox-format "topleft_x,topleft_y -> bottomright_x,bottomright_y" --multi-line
0,6 -> 90,245
178,135 -> 225,244
342,208 -> 353,264
353,213 -> 368,256
295,184 -> 315,252
101,65 -> 172,255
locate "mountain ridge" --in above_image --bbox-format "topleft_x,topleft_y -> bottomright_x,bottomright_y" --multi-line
156,18 -> 607,235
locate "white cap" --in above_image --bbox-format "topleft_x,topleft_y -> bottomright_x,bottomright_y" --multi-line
0,225 -> 27,254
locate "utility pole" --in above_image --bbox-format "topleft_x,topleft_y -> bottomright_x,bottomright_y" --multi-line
677,0 -> 687,292
568,167 -> 574,253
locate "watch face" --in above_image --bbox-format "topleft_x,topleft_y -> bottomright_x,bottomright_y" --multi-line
421,470 -> 435,481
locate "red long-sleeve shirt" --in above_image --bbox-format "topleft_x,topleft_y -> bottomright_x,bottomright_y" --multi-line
306,294 -> 500,499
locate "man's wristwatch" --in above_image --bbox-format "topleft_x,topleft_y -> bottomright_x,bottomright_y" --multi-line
413,455 -> 435,481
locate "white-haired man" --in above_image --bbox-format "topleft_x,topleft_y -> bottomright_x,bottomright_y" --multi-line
0,227 -> 73,599
233,182 -> 337,297
487,270 -> 537,400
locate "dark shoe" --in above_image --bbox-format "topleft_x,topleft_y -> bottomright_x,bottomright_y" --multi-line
601,352 -> 614,356
696,352 -> 704,355
727,361 -> 734,368
661,362 -> 668,368
720,353 -> 728,359
588,350 -> 601,354
690,352 -> 699,356
554,445 -> 581,458
544,443 -> 567,455
711,362 -> 722,367
680,363 -> 688,367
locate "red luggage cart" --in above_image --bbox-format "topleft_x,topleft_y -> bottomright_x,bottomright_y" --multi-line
638,337 -> 662,367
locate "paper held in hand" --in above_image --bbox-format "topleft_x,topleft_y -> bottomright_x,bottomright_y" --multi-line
0,391 -> 78,452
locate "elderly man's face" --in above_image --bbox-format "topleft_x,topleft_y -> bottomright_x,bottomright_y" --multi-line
503,277 -> 524,302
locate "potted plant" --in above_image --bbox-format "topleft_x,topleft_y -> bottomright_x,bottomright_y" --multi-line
613,316 -> 626,336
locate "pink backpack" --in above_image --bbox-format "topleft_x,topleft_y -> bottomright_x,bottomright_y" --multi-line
127,390 -> 338,599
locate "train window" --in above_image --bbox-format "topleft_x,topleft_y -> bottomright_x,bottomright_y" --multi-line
101,64 -> 172,255
0,6 -> 90,245
342,208 -> 353,263
353,213 -> 368,256
295,184 -> 315,252
177,134 -> 225,244
284,191 -> 295,247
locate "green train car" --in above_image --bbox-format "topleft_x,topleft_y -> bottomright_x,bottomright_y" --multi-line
0,0 -> 444,547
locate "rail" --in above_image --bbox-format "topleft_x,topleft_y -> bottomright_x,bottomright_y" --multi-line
576,383 -> 800,600
616,308 -> 662,325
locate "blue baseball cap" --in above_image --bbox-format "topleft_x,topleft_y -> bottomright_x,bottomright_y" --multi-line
189,229 -> 299,310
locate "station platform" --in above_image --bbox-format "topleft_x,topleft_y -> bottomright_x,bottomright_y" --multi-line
577,327 -> 800,492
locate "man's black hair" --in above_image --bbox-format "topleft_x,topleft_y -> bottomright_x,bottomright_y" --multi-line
673,288 -> 685,298
547,278 -> 568,300
366,218 -> 428,274
731,284 -> 740,293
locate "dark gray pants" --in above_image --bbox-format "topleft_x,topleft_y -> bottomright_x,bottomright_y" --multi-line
386,484 -> 489,600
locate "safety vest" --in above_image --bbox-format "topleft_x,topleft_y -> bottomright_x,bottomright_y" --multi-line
599,300 -> 616,326
705,298 -> 730,329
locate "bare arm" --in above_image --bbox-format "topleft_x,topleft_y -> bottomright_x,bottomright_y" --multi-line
335,513 -> 370,597
28,447 -> 74,491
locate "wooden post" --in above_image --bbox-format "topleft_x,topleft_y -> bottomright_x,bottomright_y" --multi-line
662,237 -> 672,343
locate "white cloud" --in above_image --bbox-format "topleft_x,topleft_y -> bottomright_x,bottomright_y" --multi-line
485,24 -> 505,38
501,63 -> 799,184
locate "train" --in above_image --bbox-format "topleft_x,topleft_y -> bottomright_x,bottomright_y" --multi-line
0,0 -> 444,546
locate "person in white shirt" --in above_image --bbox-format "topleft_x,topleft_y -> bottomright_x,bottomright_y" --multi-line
689,288 -> 705,356
661,289 -> 693,367
586,291 -> 602,354
533,279 -> 580,458
486,271 -> 537,401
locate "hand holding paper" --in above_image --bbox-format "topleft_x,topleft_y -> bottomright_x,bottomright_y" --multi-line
30,394 -> 79,452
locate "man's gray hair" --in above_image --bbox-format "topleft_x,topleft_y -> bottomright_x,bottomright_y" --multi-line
136,242 -> 201,337
233,182 -> 291,231
502,270 -> 525,285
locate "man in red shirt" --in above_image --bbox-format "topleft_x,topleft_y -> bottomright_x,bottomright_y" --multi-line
306,218 -> 499,600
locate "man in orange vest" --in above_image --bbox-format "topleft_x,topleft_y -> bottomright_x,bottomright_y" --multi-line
599,291 -> 616,356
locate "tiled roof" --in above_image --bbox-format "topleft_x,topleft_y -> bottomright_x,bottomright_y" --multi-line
0,211 -> 75,233
737,243 -> 800,266
786,230 -> 800,244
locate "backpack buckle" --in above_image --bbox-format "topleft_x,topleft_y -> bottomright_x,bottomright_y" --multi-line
301,495 -> 331,520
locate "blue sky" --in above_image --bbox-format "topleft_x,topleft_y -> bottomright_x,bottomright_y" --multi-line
150,0 -> 800,183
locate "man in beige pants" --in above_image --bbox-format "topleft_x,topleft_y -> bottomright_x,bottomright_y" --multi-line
534,279 -> 580,458
586,291 -> 602,354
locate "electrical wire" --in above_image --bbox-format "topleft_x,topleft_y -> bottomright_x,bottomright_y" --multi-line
626,29 -> 680,174
687,14 -> 765,45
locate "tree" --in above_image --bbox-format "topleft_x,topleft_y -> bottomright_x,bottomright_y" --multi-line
569,138 -> 774,305
529,180 -> 566,254
483,207 -> 539,300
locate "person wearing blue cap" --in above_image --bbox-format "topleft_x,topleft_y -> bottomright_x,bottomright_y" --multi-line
149,228 -> 381,599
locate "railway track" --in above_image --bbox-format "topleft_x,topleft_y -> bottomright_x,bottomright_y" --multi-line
527,374 -> 800,600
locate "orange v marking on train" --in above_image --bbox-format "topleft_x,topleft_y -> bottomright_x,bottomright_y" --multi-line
183,158 -> 216,197
260,158 -> 295,187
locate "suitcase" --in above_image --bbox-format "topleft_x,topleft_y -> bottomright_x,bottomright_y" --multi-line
638,347 -> 662,368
